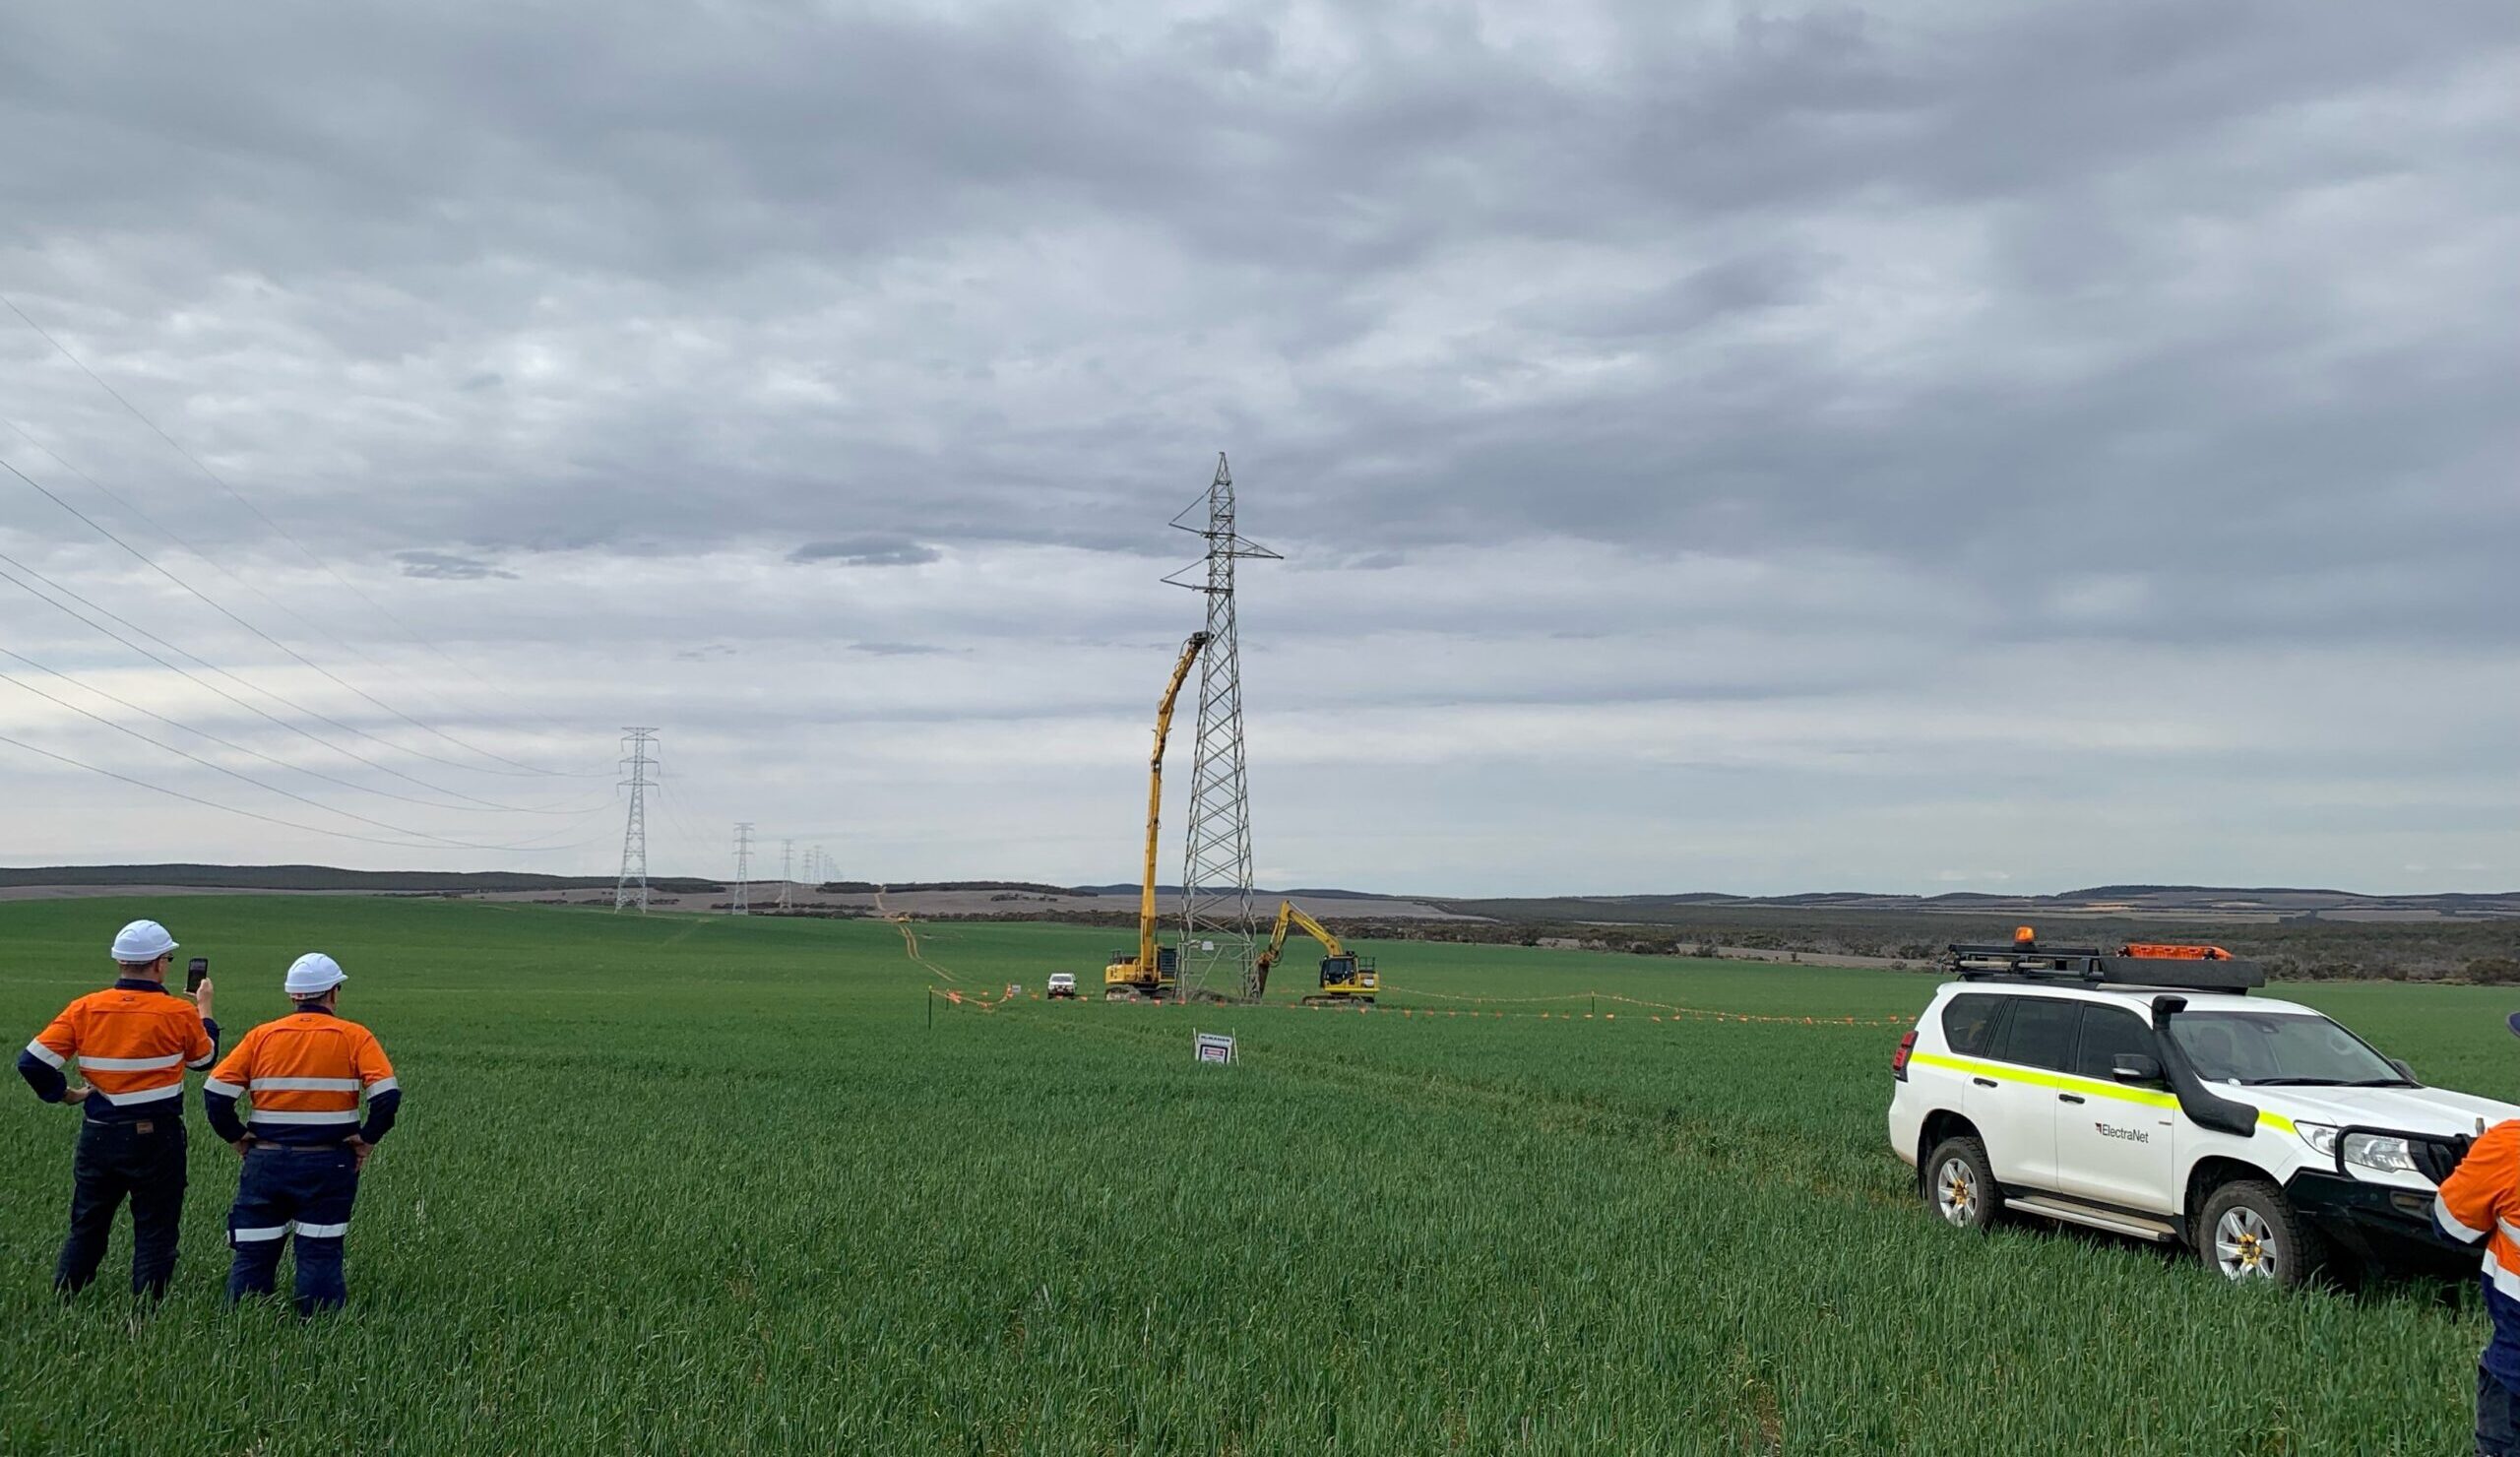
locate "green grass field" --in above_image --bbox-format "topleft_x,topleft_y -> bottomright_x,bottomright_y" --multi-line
2,897 -> 2512,1454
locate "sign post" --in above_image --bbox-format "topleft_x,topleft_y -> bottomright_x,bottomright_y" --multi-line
1193,1031 -> 1236,1065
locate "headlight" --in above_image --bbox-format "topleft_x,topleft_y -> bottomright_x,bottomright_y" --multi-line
2342,1132 -> 2419,1175
2295,1121 -> 2339,1157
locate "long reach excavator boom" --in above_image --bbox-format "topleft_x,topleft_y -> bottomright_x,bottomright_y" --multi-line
1102,630 -> 1210,1000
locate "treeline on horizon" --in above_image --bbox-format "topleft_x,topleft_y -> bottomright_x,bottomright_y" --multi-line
906,904 -> 2520,985
0,864 -> 723,894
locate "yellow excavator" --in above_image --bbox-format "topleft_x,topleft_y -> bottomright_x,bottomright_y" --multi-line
1246,900 -> 1379,1006
1103,630 -> 1209,1001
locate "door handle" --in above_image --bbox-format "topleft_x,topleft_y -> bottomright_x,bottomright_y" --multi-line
1972,1077 -> 1997,1089
2058,1094 -> 2086,1105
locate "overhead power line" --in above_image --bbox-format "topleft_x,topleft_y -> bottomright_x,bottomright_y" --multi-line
0,641 -> 585,817
0,725 -> 617,855
0,292 -> 598,777
0,413 -> 592,764
2,455 -> 575,781
0,551 -> 589,814
0,662 -> 598,850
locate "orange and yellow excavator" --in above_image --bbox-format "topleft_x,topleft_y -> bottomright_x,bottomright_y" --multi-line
1245,900 -> 1379,1006
1102,631 -> 1209,1001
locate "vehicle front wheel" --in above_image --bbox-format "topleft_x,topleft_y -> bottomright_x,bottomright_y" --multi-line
1922,1136 -> 2002,1233
2198,1178 -> 2327,1288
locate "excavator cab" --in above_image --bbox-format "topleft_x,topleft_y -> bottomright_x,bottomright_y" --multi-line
1313,952 -> 1378,1002
1103,944 -> 1179,1001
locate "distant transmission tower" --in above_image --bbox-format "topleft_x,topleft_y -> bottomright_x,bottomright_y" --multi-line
779,840 -> 793,911
1166,452 -> 1279,1000
614,728 -> 658,913
732,822 -> 755,915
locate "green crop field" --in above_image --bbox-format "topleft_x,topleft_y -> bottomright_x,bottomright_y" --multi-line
2,897 -> 2513,1454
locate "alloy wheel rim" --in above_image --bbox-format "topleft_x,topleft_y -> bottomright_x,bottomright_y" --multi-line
1935,1158 -> 1978,1227
2214,1207 -> 2278,1279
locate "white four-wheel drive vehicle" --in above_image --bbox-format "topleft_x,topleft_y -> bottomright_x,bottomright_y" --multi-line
1045,973 -> 1079,1000
1888,931 -> 2517,1285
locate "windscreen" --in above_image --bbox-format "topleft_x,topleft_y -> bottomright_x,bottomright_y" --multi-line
2163,1011 -> 2405,1086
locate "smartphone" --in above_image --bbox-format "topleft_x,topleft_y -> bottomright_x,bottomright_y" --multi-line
186,957 -> 209,992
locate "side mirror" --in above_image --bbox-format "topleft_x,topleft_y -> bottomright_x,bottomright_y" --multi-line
2388,1057 -> 2418,1084
2111,1052 -> 2163,1084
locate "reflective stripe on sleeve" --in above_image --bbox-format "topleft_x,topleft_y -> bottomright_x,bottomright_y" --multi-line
2487,1248 -> 2520,1301
2437,1194 -> 2487,1242
186,1054 -> 216,1070
246,1109 -> 360,1125
24,1040 -> 66,1069
231,1225 -> 289,1243
95,1082 -> 185,1106
364,1076 -> 398,1095
292,1221 -> 350,1239
247,1077 -> 360,1092
77,1053 -> 184,1072
203,1078 -> 244,1099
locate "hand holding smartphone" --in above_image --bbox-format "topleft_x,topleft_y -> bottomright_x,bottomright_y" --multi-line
186,957 -> 209,992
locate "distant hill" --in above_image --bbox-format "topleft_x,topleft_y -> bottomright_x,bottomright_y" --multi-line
0,864 -> 723,894
1431,885 -> 2520,925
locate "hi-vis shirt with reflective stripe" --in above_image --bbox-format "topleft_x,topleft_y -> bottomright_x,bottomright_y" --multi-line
2435,1120 -> 2520,1390
205,1011 -> 396,1144
24,983 -> 216,1110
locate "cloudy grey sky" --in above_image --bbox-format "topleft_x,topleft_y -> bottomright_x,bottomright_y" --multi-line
1,0 -> 2513,896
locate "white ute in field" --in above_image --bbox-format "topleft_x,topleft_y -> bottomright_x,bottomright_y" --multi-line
1887,930 -> 2516,1285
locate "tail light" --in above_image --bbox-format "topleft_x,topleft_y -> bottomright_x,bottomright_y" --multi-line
1892,1029 -> 1918,1081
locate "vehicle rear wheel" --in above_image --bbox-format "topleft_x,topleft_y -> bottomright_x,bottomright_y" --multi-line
1922,1136 -> 2002,1233
2198,1178 -> 2326,1287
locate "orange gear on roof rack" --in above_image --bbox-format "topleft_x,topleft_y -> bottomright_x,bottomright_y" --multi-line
2122,941 -> 2234,961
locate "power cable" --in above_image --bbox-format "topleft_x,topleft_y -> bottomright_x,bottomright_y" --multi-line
0,662 -> 589,850
0,641 -> 599,816
1,292 -> 596,777
0,552 -> 584,813
2,454 -> 578,780
0,414 -> 608,776
0,725 -> 614,854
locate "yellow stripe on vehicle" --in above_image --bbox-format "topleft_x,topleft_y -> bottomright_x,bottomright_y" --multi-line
2257,1110 -> 2296,1135
1908,1051 -> 2180,1109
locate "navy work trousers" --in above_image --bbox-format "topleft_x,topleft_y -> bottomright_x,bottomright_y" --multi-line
2485,1364 -> 2520,1457
56,1115 -> 187,1299
226,1142 -> 360,1315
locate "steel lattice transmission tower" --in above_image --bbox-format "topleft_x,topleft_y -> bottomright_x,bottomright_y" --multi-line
779,840 -> 794,911
1165,452 -> 1279,1000
613,728 -> 659,913
731,823 -> 755,915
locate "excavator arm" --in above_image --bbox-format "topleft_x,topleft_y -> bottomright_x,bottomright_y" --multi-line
1109,630 -> 1209,993
1247,900 -> 1347,1000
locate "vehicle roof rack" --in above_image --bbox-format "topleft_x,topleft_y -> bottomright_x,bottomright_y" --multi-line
1945,941 -> 2265,992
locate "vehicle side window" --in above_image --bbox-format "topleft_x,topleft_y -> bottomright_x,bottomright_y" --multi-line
1939,994 -> 2006,1056
1994,997 -> 2082,1071
2073,1006 -> 2159,1081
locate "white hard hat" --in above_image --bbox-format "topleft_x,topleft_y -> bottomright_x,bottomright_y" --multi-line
110,919 -> 178,963
284,953 -> 348,997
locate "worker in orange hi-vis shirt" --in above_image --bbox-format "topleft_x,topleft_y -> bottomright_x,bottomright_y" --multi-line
2433,1017 -> 2520,1457
15,918 -> 219,1299
204,952 -> 400,1315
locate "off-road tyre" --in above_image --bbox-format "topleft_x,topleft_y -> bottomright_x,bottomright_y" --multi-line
1922,1135 -> 2003,1234
2198,1178 -> 2328,1288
